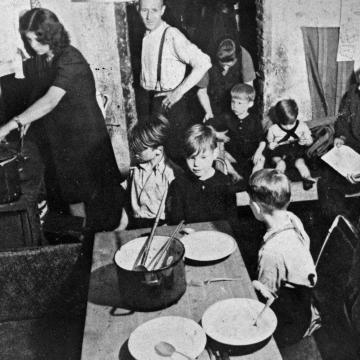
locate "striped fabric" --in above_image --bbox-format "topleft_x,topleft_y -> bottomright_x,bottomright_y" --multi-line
302,27 -> 354,119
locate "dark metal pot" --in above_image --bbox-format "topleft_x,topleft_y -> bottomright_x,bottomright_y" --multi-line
114,236 -> 186,311
0,144 -> 21,204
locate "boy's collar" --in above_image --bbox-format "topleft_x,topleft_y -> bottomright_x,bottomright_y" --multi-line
236,112 -> 250,120
135,155 -> 166,171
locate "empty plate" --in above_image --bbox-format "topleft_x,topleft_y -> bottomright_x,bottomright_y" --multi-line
202,298 -> 277,346
181,231 -> 236,262
128,316 -> 206,360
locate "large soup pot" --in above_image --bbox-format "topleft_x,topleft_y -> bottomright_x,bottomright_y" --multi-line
114,236 -> 186,311
0,144 -> 21,204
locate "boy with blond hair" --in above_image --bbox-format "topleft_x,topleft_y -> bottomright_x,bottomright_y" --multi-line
248,169 -> 318,346
207,83 -> 263,183
166,124 -> 236,224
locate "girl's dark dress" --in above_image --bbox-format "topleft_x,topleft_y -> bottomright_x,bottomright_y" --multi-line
24,46 -> 124,231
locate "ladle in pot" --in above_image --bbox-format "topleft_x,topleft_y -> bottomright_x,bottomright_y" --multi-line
133,192 -> 167,271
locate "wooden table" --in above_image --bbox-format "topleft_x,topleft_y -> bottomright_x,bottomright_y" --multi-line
81,221 -> 282,360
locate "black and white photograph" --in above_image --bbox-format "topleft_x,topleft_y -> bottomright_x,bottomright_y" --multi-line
1,0 -> 360,359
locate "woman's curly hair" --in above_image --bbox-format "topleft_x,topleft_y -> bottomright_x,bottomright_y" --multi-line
19,8 -> 70,58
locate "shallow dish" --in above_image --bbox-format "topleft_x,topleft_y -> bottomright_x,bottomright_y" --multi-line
128,316 -> 206,360
181,231 -> 236,262
202,298 -> 277,346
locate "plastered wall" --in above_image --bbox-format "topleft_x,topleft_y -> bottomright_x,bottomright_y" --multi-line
261,0 -> 342,120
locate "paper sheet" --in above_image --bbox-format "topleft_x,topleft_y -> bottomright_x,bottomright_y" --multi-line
321,145 -> 360,178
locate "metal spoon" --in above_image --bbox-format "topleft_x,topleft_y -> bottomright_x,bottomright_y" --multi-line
154,341 -> 195,360
253,297 -> 274,326
188,277 -> 242,287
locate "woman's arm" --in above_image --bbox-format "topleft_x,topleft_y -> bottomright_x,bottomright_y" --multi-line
196,87 -> 214,121
0,86 -> 65,139
253,141 -> 267,162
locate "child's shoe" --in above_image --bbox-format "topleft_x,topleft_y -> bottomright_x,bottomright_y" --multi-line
302,177 -> 315,190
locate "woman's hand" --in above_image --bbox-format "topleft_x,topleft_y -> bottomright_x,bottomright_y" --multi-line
334,137 -> 345,148
202,112 -> 214,123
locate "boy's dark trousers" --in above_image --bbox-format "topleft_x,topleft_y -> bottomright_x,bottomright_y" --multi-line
271,285 -> 312,347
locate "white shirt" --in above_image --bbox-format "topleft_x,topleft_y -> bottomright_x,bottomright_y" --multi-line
258,211 -> 317,294
140,21 -> 211,91
267,121 -> 313,146
127,156 -> 180,220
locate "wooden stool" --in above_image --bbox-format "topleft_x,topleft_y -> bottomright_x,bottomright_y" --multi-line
0,195 -> 40,249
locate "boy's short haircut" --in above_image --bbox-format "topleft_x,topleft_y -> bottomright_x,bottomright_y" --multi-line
248,169 -> 291,212
275,99 -> 298,125
183,124 -> 217,158
217,38 -> 237,63
129,114 -> 169,154
231,83 -> 256,102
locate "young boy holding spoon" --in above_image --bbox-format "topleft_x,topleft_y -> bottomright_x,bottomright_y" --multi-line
248,169 -> 318,347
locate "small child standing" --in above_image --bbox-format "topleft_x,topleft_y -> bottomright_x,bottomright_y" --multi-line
248,169 -> 318,347
266,99 -> 315,190
122,115 -> 182,229
166,124 -> 237,224
207,83 -> 263,183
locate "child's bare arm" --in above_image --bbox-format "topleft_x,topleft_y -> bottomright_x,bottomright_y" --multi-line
197,87 -> 214,122
253,141 -> 266,163
252,280 -> 277,301
267,129 -> 278,150
116,208 -> 129,231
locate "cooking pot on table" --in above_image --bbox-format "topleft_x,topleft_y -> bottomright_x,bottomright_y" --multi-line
114,236 -> 186,311
0,143 -> 21,204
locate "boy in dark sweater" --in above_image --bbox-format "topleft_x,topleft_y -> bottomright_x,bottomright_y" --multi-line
166,124 -> 236,224
207,83 -> 263,183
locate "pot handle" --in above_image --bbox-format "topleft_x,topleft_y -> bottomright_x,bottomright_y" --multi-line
110,307 -> 134,316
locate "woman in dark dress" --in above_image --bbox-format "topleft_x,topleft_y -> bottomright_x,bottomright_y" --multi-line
0,8 -> 124,232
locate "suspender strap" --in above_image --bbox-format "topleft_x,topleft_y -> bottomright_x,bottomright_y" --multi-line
156,26 -> 170,91
278,120 -> 300,143
265,225 -> 295,243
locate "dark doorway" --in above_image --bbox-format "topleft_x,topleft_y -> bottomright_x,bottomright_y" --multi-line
126,0 -> 259,121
